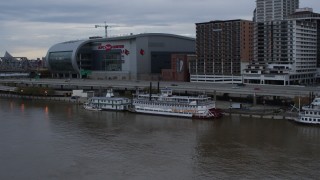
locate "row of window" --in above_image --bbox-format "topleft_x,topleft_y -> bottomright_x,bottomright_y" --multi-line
92,100 -> 129,104
136,108 -> 195,115
301,117 -> 320,123
134,101 -> 200,108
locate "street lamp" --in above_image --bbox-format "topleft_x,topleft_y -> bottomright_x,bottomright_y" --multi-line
229,99 -> 232,114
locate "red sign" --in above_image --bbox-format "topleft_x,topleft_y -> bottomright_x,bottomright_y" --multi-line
124,49 -> 130,55
140,49 -> 145,55
105,44 -> 112,51
98,44 -> 125,50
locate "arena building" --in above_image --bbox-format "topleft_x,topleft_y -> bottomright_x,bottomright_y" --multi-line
46,33 -> 195,80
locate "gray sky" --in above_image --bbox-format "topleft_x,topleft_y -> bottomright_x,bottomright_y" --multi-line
0,0 -> 319,59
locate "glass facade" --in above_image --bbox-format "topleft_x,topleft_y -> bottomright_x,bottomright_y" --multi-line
48,51 -> 74,72
92,50 -> 122,71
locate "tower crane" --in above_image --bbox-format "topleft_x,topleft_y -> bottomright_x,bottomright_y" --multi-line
95,21 -> 112,38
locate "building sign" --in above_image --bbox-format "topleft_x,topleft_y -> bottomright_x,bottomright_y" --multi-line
105,44 -> 112,51
98,44 -> 125,50
97,44 -> 130,56
140,49 -> 145,55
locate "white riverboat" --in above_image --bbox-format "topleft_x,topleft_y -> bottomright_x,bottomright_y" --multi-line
293,97 -> 320,125
131,88 -> 222,119
83,102 -> 102,111
83,90 -> 131,111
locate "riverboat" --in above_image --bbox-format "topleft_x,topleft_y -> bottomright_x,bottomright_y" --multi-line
84,89 -> 131,111
83,102 -> 102,111
131,88 -> 222,119
292,97 -> 320,125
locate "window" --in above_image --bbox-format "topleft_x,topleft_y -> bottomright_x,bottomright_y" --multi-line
48,51 -> 74,71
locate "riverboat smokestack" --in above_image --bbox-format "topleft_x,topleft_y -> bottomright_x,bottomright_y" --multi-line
157,81 -> 160,94
149,82 -> 152,101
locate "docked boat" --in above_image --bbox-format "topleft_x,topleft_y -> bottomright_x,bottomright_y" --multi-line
131,88 -> 222,119
83,102 -> 102,111
292,97 -> 320,125
84,89 -> 131,111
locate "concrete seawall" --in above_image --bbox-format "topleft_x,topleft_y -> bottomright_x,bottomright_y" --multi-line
223,112 -> 290,120
217,100 -> 297,120
0,93 -> 87,104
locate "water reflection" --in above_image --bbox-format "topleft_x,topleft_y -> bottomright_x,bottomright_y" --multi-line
0,98 -> 319,179
194,116 -> 320,179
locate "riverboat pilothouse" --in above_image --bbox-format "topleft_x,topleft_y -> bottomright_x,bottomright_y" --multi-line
293,97 -> 320,125
131,88 -> 222,119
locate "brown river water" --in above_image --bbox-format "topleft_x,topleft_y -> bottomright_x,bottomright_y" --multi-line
0,98 -> 319,179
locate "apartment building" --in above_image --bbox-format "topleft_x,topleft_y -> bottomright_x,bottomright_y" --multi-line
288,8 -> 320,68
190,19 -> 253,83
245,17 -> 317,85
255,0 -> 299,22
244,0 -> 320,85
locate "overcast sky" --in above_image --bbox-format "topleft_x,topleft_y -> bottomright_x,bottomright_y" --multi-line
0,0 -> 319,59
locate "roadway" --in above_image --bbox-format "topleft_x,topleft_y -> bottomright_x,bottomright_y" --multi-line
0,78 -> 318,99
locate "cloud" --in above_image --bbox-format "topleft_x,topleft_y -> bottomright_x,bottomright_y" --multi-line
0,0 -> 319,59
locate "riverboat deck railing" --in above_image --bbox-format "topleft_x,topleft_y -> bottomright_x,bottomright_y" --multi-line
133,99 -> 214,106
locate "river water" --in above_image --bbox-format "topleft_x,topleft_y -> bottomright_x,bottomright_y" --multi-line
0,98 -> 319,180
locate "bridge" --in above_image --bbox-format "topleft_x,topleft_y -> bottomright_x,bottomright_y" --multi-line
0,51 -> 43,77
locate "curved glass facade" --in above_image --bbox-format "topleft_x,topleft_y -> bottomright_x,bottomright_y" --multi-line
92,49 -> 122,71
48,51 -> 74,72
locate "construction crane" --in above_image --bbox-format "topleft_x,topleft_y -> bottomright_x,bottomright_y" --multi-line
95,21 -> 112,38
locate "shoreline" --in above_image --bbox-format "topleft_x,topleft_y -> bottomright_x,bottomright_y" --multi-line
0,93 -> 296,120
0,93 -> 86,104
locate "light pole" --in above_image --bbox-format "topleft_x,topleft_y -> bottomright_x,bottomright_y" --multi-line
229,98 -> 232,114
79,53 -> 82,79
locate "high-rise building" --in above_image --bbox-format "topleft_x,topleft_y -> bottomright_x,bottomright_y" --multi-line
288,8 -> 320,68
253,0 -> 300,67
244,0 -> 320,85
190,20 -> 253,83
255,0 -> 299,22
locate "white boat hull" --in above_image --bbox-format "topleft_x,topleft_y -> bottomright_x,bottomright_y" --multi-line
292,116 -> 320,125
134,109 -> 193,118
83,105 -> 102,111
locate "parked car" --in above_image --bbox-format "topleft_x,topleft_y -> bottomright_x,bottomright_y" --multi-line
254,87 -> 261,90
71,96 -> 80,99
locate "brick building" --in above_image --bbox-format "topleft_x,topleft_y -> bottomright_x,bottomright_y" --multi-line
161,54 -> 195,82
190,19 -> 253,83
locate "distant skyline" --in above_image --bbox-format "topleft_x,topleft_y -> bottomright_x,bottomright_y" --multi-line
0,0 -> 319,59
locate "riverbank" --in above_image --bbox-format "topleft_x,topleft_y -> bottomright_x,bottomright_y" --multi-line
0,93 -> 87,104
0,93 -> 296,120
215,100 -> 296,120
